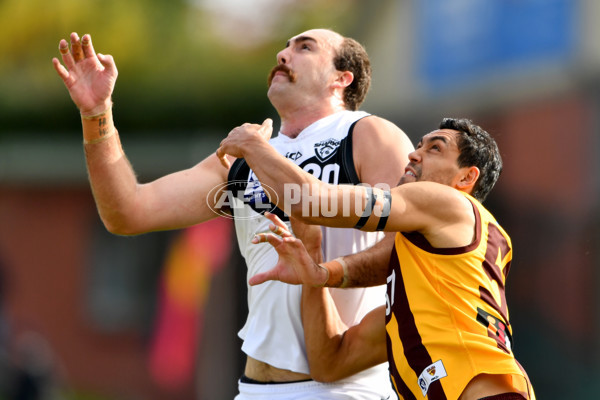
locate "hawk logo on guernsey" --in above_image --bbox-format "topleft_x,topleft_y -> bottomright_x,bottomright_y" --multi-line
417,360 -> 447,397
314,138 -> 340,162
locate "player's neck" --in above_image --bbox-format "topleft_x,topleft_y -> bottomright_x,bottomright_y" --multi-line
278,103 -> 346,139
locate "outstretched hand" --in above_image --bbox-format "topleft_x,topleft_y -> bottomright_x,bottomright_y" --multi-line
52,32 -> 117,116
216,118 -> 273,168
248,212 -> 327,287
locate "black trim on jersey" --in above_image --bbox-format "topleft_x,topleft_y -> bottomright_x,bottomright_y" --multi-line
227,158 -> 248,193
339,119 -> 363,185
226,158 -> 251,213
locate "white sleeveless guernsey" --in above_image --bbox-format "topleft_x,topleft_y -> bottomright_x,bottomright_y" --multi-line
228,110 -> 392,395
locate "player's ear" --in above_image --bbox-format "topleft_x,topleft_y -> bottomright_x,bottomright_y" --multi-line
332,71 -> 353,89
457,166 -> 480,192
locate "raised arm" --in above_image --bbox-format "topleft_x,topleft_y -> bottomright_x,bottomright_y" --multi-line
53,33 -> 232,234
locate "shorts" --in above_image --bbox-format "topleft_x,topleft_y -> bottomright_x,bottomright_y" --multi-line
235,377 -> 393,400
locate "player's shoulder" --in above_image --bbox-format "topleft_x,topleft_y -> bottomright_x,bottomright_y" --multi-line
354,114 -> 407,139
352,114 -> 413,156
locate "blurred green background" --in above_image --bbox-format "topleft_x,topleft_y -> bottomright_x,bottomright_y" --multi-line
0,0 -> 363,136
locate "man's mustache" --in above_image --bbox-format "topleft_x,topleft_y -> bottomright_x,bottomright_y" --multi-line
267,64 -> 297,87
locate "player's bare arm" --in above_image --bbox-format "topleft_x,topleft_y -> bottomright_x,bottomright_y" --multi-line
217,123 -> 474,240
250,212 -> 393,287
54,33 -> 234,235
303,298 -> 387,383
321,233 -> 395,287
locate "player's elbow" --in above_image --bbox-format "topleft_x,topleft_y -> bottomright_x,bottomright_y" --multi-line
100,212 -> 145,236
102,219 -> 137,236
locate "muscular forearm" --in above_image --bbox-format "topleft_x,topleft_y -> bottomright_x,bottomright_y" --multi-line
297,218 -> 353,381
301,285 -> 351,382
302,286 -> 387,382
301,233 -> 393,380
242,140 -> 372,228
320,232 -> 395,288
82,109 -> 141,234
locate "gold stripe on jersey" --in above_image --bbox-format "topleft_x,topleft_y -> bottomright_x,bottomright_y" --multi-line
384,192 -> 535,400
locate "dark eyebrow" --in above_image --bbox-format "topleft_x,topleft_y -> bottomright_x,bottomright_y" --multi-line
416,135 -> 448,149
424,135 -> 449,145
286,35 -> 318,48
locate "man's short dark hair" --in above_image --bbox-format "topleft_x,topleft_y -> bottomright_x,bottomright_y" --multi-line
439,118 -> 503,203
333,38 -> 371,111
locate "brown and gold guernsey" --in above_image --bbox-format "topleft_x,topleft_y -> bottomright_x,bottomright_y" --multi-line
385,192 -> 535,399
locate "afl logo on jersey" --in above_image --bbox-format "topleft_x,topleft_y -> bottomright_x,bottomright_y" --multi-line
314,138 -> 340,162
